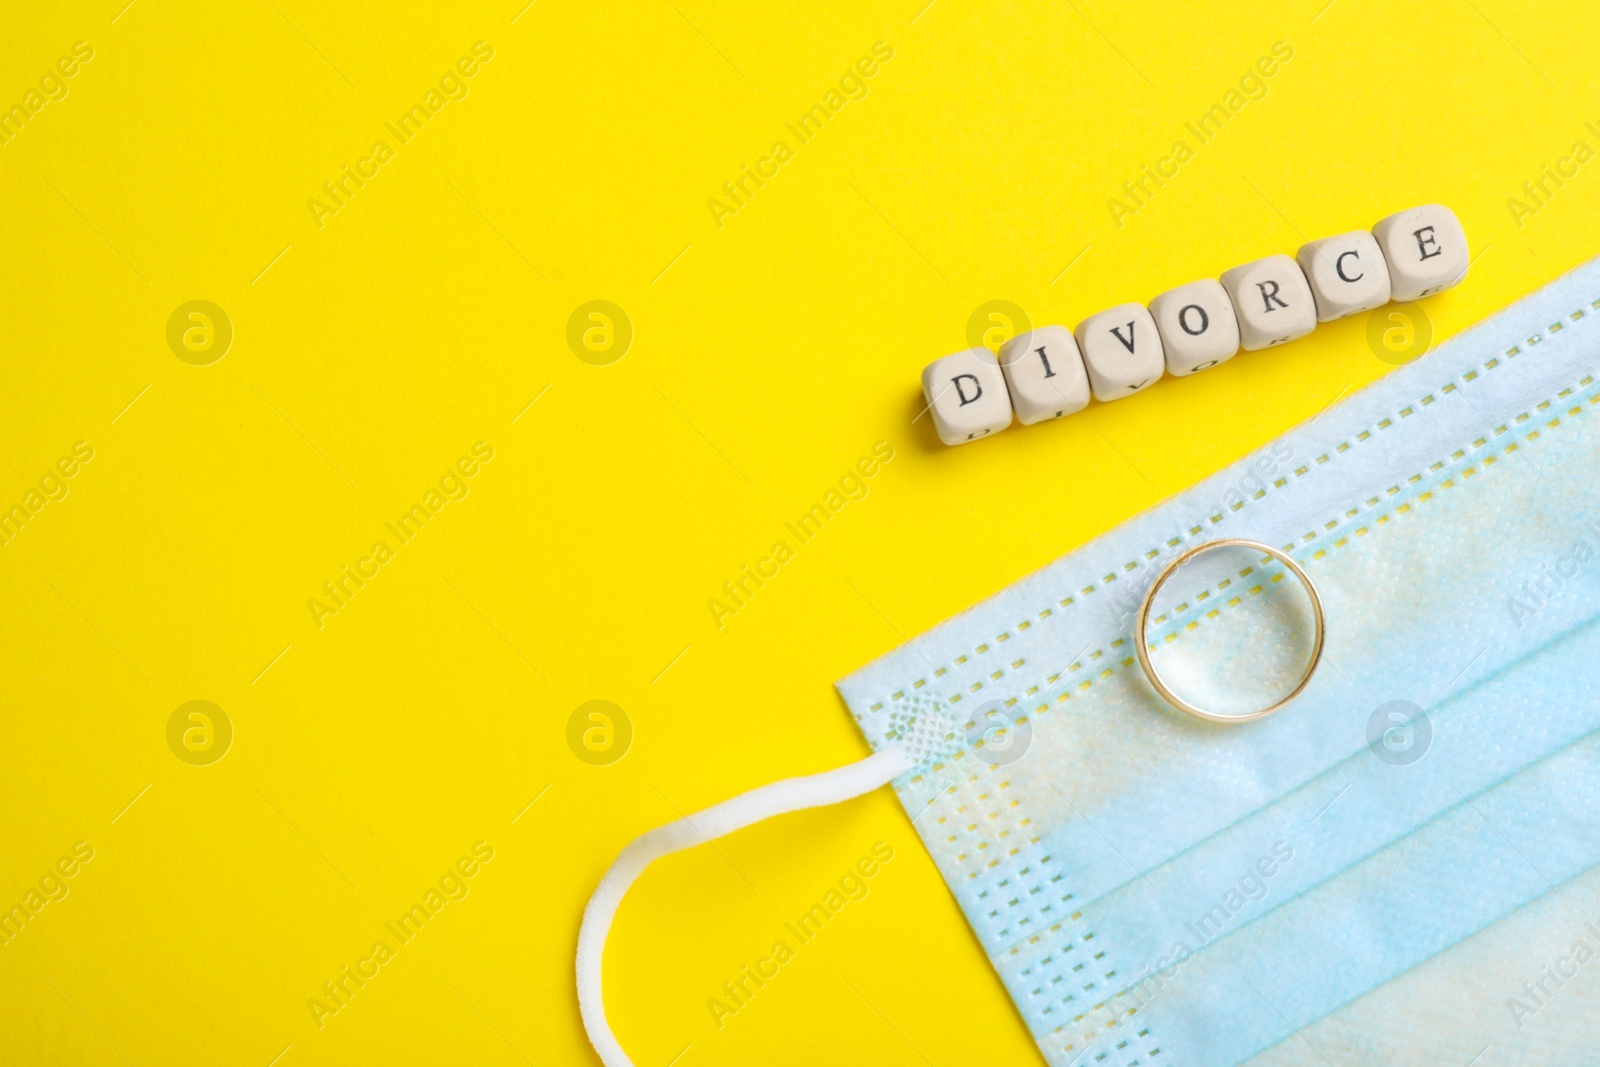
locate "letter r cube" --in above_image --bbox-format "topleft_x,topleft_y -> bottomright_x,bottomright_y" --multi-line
1220,255 -> 1317,351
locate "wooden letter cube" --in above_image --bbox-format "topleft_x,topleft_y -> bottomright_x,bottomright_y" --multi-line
1149,280 -> 1240,376
1074,303 -> 1164,401
1372,204 -> 1469,301
998,326 -> 1090,425
1297,230 -> 1392,321
1220,255 -> 1317,351
921,348 -> 1013,446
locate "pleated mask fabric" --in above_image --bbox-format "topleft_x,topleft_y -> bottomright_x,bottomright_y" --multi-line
838,256 -> 1600,1067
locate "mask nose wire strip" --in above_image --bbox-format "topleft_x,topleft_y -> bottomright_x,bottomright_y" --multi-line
576,744 -> 915,1067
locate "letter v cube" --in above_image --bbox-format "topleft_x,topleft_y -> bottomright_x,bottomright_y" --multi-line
1074,303 -> 1164,401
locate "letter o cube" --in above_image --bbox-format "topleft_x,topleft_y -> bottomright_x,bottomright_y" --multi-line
921,348 -> 1013,446
1149,280 -> 1240,376
1372,204 -> 1469,301
1220,254 -> 1317,351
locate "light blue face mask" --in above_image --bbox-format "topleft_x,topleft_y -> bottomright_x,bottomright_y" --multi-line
578,256 -> 1600,1067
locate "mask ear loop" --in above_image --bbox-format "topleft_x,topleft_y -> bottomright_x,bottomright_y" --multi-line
576,744 -> 914,1067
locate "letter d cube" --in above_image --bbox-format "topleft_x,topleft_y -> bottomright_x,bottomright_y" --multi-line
921,348 -> 1013,446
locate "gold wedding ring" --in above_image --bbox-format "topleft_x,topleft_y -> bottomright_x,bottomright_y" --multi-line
1134,538 -> 1325,724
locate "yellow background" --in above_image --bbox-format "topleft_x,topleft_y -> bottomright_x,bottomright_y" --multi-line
1,0 -> 1596,1064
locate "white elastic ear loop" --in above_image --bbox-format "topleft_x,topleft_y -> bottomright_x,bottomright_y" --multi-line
576,745 -> 914,1067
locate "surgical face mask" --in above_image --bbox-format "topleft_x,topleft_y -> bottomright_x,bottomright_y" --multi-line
580,255 -> 1600,1067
